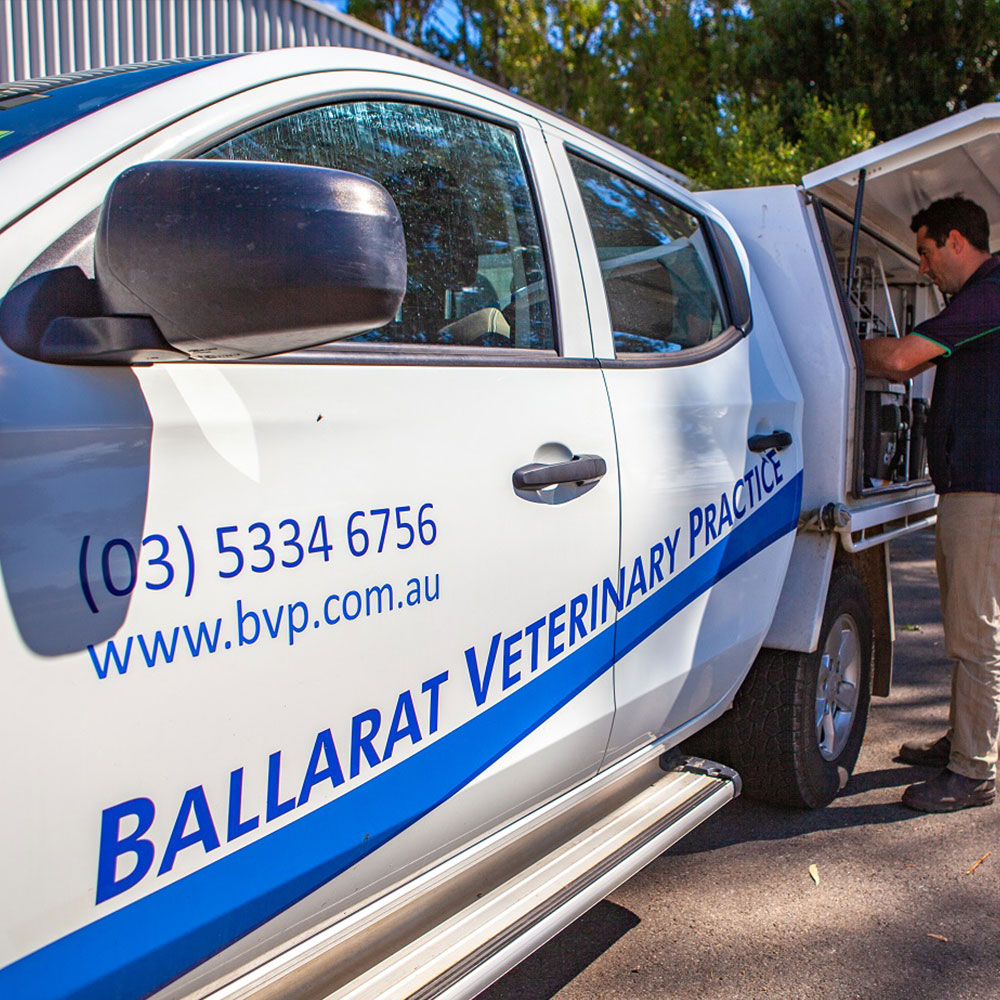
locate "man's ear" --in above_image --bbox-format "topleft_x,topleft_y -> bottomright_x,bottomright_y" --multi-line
946,228 -> 967,254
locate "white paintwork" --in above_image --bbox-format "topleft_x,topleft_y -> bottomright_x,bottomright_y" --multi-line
764,532 -> 836,652
162,366 -> 262,481
700,186 -> 855,654
702,181 -> 938,652
803,103 -> 1000,253
701,186 -> 854,514
0,49 -> 487,233
0,48 -> 951,1000
0,58 -> 628,1000
532,129 -> 802,752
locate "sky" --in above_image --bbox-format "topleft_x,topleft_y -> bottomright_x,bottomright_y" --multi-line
322,0 -> 465,42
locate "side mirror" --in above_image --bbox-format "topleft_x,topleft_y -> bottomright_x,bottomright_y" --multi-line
0,160 -> 407,363
704,217 -> 752,335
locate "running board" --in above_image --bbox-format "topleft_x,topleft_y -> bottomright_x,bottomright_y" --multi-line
206,751 -> 738,1000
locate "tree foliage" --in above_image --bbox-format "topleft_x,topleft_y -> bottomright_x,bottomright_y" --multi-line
343,0 -> 999,188
726,0 -> 1000,141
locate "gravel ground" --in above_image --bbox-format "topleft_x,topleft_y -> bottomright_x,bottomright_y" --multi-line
481,528 -> 1000,1000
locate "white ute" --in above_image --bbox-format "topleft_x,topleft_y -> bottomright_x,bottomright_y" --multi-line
0,49 -> 994,1000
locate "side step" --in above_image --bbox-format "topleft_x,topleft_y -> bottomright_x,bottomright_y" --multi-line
207,750 -> 739,1000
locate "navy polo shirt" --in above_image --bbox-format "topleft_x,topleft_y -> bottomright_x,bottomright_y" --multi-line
913,257 -> 1000,494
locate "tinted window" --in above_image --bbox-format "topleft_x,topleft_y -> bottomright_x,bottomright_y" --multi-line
569,154 -> 726,355
206,103 -> 554,350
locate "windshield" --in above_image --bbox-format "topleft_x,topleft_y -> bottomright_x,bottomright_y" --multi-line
0,56 -> 240,160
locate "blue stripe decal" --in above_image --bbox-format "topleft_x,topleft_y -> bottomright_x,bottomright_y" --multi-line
1,471 -> 801,1000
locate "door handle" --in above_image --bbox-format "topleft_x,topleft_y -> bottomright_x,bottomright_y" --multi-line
748,430 -> 793,453
513,454 -> 607,491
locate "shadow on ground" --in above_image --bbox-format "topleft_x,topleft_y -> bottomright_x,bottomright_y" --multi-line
477,901 -> 640,1000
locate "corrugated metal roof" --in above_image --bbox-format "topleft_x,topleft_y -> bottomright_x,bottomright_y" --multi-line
0,0 -> 445,83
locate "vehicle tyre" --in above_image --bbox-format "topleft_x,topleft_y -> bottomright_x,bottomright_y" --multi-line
687,565 -> 873,809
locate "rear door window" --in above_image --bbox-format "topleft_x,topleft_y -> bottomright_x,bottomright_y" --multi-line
568,153 -> 727,356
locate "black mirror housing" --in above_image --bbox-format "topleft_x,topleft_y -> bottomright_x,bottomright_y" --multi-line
96,159 -> 407,359
0,160 -> 407,364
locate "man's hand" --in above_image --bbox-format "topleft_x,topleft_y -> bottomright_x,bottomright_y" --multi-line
861,334 -> 945,381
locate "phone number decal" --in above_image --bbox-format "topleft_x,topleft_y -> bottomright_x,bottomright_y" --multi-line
78,503 -> 438,613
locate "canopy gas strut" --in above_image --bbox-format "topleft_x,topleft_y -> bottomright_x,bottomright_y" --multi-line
846,167 -> 867,303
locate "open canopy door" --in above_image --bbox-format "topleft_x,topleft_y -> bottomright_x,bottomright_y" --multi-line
803,103 -> 1000,255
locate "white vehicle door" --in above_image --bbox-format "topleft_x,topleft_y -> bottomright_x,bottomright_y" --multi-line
0,81 -> 620,1000
545,133 -> 804,762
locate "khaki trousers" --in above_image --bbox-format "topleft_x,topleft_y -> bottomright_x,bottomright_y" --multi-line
936,492 -> 1000,780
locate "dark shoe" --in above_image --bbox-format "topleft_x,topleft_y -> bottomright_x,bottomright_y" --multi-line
902,768 -> 996,812
898,734 -> 951,767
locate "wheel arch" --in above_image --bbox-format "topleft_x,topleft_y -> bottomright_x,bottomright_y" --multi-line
835,543 -> 893,697
686,559 -> 878,808
764,530 -> 893,697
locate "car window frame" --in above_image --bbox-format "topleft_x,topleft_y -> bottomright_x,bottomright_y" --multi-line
196,95 -> 563,360
9,74 -> 602,370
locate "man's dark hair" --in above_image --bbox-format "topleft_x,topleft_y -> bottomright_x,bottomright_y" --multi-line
911,195 -> 990,252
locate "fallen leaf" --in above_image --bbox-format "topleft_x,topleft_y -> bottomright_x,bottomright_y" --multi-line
809,864 -> 820,885
927,933 -> 948,943
966,851 -> 992,875
899,624 -> 921,631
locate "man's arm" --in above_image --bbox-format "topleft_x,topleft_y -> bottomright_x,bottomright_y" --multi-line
861,333 -> 945,381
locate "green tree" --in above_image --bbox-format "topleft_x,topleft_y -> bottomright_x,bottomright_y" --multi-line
695,94 -> 874,188
349,0 -> 892,186
726,0 -> 1000,141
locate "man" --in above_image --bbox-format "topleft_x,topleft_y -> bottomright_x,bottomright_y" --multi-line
862,195 -> 1000,812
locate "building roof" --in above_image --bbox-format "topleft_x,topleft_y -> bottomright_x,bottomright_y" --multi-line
0,0 -> 448,84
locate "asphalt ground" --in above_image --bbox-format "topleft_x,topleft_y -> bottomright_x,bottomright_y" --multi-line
481,527 -> 999,1000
